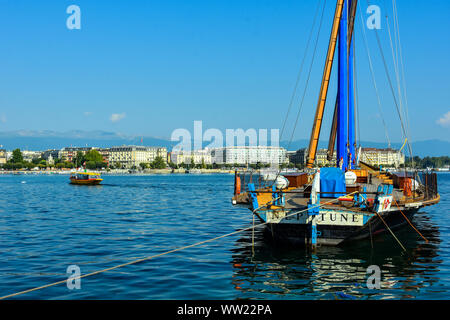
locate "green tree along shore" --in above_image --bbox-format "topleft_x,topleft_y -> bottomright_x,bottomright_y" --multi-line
83,150 -> 107,170
139,156 -> 167,170
0,148 -> 107,170
1,148 -> 449,171
409,156 -> 450,169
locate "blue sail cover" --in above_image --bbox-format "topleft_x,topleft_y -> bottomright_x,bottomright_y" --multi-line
337,0 -> 348,170
320,168 -> 346,198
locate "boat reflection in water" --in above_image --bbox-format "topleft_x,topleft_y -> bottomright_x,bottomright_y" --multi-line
230,212 -> 442,299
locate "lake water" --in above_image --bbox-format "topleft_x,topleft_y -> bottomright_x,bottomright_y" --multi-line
0,173 -> 449,299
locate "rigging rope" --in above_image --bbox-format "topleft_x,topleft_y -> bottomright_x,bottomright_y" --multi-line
399,137 -> 408,152
386,14 -> 407,146
392,0 -> 412,163
270,0 -> 328,188
358,5 -> 391,147
279,0 -> 323,142
285,0 -> 327,153
364,0 -> 414,166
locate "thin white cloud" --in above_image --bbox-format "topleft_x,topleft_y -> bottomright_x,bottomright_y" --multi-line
84,112 -> 92,117
437,111 -> 450,127
110,113 -> 126,123
0,114 -> 6,123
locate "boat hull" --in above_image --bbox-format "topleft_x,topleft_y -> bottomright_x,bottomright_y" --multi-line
69,179 -> 103,185
261,208 -> 418,247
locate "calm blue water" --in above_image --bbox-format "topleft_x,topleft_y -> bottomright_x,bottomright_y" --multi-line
0,173 -> 449,300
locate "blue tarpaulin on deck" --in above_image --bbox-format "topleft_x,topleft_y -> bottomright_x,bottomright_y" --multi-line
320,168 -> 346,198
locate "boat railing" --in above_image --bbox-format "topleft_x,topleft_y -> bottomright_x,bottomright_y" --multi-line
234,170 -> 276,196
420,172 -> 438,200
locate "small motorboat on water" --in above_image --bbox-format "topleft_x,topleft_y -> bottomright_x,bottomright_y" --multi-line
69,172 -> 103,185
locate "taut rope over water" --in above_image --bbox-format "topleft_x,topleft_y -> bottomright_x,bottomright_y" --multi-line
0,191 -> 359,300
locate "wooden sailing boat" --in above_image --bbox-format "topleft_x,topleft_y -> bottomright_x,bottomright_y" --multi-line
232,0 -> 440,248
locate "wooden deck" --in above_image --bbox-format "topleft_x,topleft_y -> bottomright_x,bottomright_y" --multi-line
232,166 -> 440,211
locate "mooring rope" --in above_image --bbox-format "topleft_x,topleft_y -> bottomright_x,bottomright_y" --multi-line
393,198 -> 429,243
0,192 -> 358,300
251,213 -> 255,257
369,219 -> 374,249
373,210 -> 406,252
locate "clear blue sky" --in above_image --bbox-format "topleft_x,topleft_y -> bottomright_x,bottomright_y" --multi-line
0,0 -> 449,144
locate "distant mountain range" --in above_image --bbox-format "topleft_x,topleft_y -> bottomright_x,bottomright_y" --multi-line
0,130 -> 448,157
279,139 -> 450,158
0,130 -> 174,151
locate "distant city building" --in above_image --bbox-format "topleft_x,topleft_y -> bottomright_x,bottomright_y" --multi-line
109,146 -> 167,168
315,149 -> 337,167
0,148 -> 6,165
286,151 -> 297,163
4,150 -> 43,162
155,147 -> 168,161
42,149 -> 60,161
47,154 -> 55,166
289,148 -> 337,167
288,149 -> 306,165
211,146 -> 288,166
59,147 -> 94,162
289,147 -> 404,168
170,149 -> 212,165
360,148 -> 405,167
96,148 -> 110,166
21,151 -> 43,163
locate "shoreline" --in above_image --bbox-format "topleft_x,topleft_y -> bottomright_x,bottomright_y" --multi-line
0,168 -> 235,175
1,167 -> 448,176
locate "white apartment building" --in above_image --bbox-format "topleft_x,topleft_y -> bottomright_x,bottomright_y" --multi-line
109,146 -> 167,168
211,146 -> 288,166
22,151 -> 43,162
290,147 -> 404,168
5,150 -> 43,162
360,148 -> 405,167
170,149 -> 212,165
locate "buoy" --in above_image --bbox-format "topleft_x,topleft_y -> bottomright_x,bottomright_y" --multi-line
235,175 -> 241,195
275,176 -> 289,190
345,171 -> 357,185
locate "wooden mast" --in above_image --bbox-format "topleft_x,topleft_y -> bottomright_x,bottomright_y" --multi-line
306,0 -> 345,169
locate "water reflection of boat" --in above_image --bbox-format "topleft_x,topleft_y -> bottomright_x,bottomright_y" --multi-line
230,214 -> 441,299
69,172 -> 103,185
